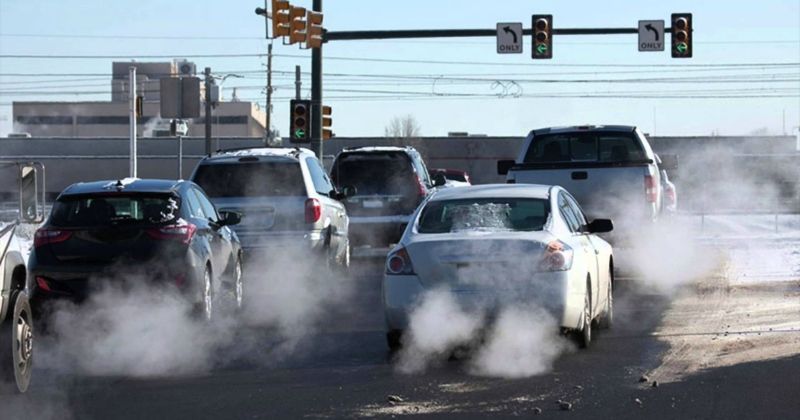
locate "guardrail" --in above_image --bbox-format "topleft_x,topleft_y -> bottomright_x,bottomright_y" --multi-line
679,208 -> 800,233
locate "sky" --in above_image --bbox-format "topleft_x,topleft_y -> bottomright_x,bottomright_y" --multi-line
0,0 -> 798,138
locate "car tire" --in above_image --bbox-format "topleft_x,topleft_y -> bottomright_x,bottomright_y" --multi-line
386,330 -> 403,352
598,274 -> 613,330
577,290 -> 592,349
193,264 -> 213,322
231,256 -> 244,311
0,291 -> 34,393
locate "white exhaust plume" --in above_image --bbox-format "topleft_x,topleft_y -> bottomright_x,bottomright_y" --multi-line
38,281 -> 231,377
397,289 -> 483,374
470,306 -> 570,378
36,245 -> 353,377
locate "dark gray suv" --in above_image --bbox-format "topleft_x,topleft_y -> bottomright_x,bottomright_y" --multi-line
330,146 -> 443,257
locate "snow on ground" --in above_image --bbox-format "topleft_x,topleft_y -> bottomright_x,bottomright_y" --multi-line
683,214 -> 800,285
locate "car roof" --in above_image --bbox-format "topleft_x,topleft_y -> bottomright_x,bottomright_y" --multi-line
339,146 -> 416,154
201,147 -> 313,164
60,178 -> 183,196
429,184 -> 553,201
531,125 -> 636,136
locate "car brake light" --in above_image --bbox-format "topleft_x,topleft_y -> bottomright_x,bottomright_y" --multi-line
416,176 -> 427,197
33,228 -> 72,248
666,186 -> 676,205
386,247 -> 415,275
146,223 -> 197,244
305,198 -> 322,223
539,240 -> 574,272
35,276 -> 52,292
644,175 -> 658,203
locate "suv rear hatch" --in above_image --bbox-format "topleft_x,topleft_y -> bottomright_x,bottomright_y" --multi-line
36,193 -> 182,266
192,159 -> 308,246
331,151 -> 424,217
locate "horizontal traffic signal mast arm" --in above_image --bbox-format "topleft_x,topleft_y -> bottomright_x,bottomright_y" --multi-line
324,27 -> 679,41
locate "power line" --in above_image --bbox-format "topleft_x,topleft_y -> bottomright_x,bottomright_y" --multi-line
1,32 -> 797,46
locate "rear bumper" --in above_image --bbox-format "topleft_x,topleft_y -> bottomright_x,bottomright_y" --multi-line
28,253 -> 204,310
382,270 -> 586,332
349,215 -> 410,248
236,230 -> 326,251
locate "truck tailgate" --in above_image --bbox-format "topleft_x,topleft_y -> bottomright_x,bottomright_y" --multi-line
510,164 -> 651,221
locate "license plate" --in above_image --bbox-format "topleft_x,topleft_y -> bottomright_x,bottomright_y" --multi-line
362,200 -> 384,208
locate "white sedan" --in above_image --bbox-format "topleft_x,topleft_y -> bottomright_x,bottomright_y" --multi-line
382,184 -> 614,350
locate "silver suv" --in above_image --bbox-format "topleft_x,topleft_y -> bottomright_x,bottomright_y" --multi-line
190,147 -> 350,268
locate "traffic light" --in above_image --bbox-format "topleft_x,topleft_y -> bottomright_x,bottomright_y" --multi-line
288,6 -> 307,45
306,11 -> 324,49
322,105 -> 333,139
532,14 -> 553,59
671,13 -> 692,58
270,0 -> 291,38
290,99 -> 311,143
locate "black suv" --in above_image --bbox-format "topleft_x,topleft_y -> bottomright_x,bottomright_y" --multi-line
29,178 -> 243,320
330,146 -> 443,256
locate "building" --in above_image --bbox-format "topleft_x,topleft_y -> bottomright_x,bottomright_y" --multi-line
12,60 -> 266,138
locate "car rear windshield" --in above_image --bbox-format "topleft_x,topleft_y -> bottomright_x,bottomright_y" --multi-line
331,152 -> 417,196
193,161 -> 306,197
418,198 -> 549,233
49,194 -> 179,228
523,132 -> 646,163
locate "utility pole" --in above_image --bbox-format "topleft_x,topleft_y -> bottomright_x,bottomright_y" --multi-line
128,66 -> 137,178
204,67 -> 213,156
266,42 -> 273,145
295,65 -> 301,99
311,0 -> 323,159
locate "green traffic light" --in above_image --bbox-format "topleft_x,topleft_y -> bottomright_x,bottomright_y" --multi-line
536,44 -> 548,55
676,42 -> 688,54
295,129 -> 306,138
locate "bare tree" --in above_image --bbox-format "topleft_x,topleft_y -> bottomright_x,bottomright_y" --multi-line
384,114 -> 421,139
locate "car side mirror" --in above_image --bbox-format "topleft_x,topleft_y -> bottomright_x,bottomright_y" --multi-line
658,153 -> 678,170
585,218 -> 613,234
219,210 -> 241,226
432,173 -> 447,187
497,159 -> 515,175
19,163 -> 44,223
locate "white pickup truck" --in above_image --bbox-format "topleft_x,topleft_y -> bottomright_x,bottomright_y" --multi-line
0,162 -> 44,393
498,125 -> 676,238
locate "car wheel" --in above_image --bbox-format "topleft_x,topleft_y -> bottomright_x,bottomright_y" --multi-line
577,290 -> 592,349
386,330 -> 403,352
195,265 -> 213,321
599,275 -> 613,330
0,291 -> 34,393
232,257 -> 243,311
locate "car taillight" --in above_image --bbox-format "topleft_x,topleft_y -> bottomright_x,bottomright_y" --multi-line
538,240 -> 574,272
416,176 -> 427,197
35,276 -> 52,292
305,198 -> 322,223
386,246 -> 415,275
146,223 -> 197,244
33,228 -> 72,248
644,175 -> 658,203
666,186 -> 676,205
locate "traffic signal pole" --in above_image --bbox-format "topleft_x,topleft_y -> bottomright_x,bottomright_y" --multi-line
311,0 -> 323,159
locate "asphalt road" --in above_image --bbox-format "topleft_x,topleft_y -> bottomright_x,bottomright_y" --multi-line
2,259 -> 799,420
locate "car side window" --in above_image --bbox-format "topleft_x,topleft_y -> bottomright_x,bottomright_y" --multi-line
306,157 -> 334,196
564,194 -> 588,228
184,189 -> 206,219
193,188 -> 218,222
558,193 -> 582,233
